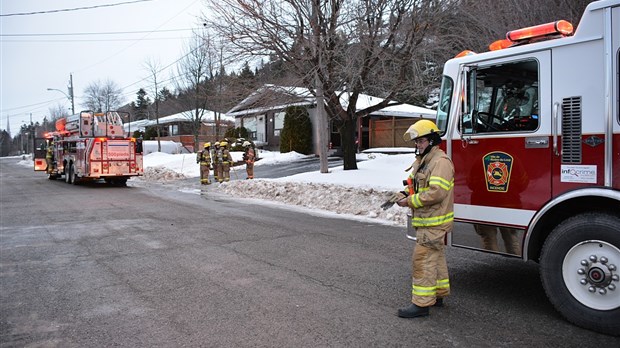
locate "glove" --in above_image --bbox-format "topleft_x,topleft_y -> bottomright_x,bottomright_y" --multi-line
380,191 -> 408,210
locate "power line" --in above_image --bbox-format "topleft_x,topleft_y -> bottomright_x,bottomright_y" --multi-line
0,0 -> 153,17
2,37 -> 192,43
1,28 -> 197,37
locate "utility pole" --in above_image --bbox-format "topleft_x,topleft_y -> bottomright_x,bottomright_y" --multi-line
69,73 -> 75,114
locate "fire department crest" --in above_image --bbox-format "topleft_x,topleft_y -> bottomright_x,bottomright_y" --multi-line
483,151 -> 513,192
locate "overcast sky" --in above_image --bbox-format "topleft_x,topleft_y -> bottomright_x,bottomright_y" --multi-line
1,0 -> 205,135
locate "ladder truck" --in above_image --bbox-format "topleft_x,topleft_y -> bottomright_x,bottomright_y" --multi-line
34,111 -> 143,186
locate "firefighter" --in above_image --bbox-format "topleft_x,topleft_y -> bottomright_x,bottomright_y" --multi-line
196,142 -> 212,185
242,141 -> 255,179
395,119 -> 454,318
220,141 -> 233,182
212,141 -> 221,183
45,140 -> 55,174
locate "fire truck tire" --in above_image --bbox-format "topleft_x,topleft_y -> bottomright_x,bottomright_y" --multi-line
540,213 -> 620,336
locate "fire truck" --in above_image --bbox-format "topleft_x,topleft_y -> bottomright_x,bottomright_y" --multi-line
33,111 -> 143,186
429,0 -> 619,335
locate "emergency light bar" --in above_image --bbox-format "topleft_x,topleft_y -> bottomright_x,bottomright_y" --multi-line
506,20 -> 573,42
487,20 -> 574,51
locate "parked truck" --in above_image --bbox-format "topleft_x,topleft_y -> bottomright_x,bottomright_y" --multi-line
428,0 -> 619,335
34,111 -> 143,186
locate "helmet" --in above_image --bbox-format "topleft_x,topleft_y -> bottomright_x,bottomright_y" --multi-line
403,120 -> 439,142
242,141 -> 251,147
203,142 -> 211,148
220,141 -> 228,147
214,141 -> 220,147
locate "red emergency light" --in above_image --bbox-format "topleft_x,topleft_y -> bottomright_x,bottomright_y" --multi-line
506,20 -> 573,43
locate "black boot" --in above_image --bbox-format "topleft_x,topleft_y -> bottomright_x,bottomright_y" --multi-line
397,304 -> 429,318
433,298 -> 443,307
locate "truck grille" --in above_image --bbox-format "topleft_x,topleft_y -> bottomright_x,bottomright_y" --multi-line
561,96 -> 582,163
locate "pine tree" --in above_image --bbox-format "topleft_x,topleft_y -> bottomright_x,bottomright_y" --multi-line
279,106 -> 312,155
134,88 -> 151,120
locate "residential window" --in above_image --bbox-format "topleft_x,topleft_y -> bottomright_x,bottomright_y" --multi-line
274,112 -> 285,137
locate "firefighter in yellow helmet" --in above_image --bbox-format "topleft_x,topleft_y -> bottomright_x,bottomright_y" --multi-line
395,119 -> 454,318
45,140 -> 55,174
196,142 -> 212,185
219,141 -> 233,182
242,141 -> 255,179
212,141 -> 221,182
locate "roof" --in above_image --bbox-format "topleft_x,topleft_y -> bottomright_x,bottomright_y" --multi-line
226,84 -> 436,119
124,109 -> 234,132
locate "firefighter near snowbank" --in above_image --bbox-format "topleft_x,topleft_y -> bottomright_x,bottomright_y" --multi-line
33,111 -> 143,186
398,0 -> 619,336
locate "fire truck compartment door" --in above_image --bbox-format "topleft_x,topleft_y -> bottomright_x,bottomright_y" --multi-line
450,50 -> 551,256
33,137 -> 49,171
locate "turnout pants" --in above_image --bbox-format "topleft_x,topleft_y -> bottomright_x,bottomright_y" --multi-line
200,164 -> 211,184
411,226 -> 450,307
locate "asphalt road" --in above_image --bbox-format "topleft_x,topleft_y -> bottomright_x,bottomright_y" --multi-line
1,157 -> 618,347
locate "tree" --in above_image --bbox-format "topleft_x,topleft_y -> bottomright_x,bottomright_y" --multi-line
0,130 -> 11,156
133,88 -> 151,120
279,106 -> 313,155
443,0 -> 594,55
144,58 -> 163,151
204,0 -> 456,171
173,30 -> 218,151
83,79 -> 123,112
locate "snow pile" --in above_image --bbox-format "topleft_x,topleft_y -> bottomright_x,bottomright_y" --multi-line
143,166 -> 187,181
218,179 -> 409,226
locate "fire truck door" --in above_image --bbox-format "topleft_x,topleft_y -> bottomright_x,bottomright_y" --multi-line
450,52 -> 552,256
550,17 -> 616,194
33,137 -> 49,171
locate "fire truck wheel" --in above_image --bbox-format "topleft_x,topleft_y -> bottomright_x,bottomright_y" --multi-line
540,212 -> 620,336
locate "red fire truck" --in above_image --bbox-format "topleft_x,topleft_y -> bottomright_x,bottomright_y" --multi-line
34,111 -> 143,186
431,0 -> 619,335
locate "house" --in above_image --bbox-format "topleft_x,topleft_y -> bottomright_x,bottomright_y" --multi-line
226,84 -> 436,155
124,109 -> 234,152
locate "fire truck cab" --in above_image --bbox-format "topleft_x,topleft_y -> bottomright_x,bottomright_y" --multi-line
435,0 -> 619,335
34,111 -> 143,186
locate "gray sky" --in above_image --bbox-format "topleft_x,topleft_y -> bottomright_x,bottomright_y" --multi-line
1,0 -> 204,136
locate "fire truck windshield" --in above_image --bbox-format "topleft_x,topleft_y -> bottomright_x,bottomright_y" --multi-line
436,76 -> 453,135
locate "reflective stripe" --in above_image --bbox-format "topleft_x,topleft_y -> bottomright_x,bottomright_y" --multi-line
412,284 -> 437,297
411,212 -> 454,227
436,278 -> 450,289
429,176 -> 454,191
412,193 -> 423,208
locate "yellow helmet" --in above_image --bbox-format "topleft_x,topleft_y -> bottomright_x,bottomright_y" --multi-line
403,120 -> 439,142
220,141 -> 228,147
203,142 -> 211,148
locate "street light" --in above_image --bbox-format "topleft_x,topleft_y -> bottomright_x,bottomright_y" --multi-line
47,88 -> 75,115
47,74 -> 75,114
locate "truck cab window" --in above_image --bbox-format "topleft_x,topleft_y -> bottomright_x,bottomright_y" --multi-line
464,60 -> 539,134
436,76 -> 453,134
